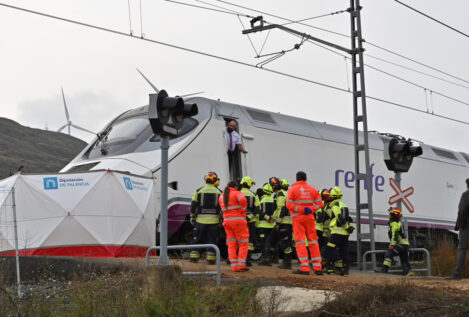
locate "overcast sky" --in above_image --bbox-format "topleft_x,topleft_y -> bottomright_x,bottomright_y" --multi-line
0,0 -> 468,153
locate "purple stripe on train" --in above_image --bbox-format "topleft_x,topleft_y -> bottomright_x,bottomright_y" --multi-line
167,203 -> 191,233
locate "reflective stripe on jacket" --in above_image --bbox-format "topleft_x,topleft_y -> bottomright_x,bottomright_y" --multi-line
190,184 -> 222,224
388,221 -> 409,246
274,189 -> 291,225
258,195 -> 276,228
240,187 -> 260,223
219,187 -> 248,222
329,199 -> 352,236
286,180 -> 323,218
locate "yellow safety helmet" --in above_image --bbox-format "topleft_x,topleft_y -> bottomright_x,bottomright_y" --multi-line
263,183 -> 273,195
281,179 -> 289,190
330,186 -> 343,199
240,176 -> 256,188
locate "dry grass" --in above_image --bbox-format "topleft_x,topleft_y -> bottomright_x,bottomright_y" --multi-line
431,240 -> 469,277
0,264 -> 261,317
312,281 -> 469,317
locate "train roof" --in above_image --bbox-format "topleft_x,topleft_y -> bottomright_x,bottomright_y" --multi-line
193,97 -> 469,168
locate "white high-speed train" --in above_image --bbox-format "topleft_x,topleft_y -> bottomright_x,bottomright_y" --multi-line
61,96 -> 469,245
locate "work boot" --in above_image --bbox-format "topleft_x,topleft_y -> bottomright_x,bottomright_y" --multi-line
314,270 -> 324,276
237,267 -> 249,272
246,251 -> 253,267
207,260 -> 216,265
272,249 -> 279,264
342,265 -> 350,277
379,265 -> 389,273
278,253 -> 292,269
258,250 -> 272,266
292,269 -> 309,275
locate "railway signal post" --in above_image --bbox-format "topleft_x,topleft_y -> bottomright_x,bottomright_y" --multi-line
148,90 -> 198,265
383,135 -> 422,237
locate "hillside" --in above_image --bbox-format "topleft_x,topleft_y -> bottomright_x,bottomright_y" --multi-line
0,117 -> 87,179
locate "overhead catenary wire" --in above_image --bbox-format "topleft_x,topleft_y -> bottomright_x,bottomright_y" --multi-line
0,2 -> 468,127
283,31 -> 469,108
364,41 -> 469,85
394,0 -> 469,38
216,0 -> 350,38
214,0 -> 469,85
365,53 -> 469,90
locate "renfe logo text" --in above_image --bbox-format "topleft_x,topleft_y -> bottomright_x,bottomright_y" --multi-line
335,163 -> 385,195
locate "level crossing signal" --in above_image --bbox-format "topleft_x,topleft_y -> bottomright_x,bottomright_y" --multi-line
383,138 -> 423,173
148,90 -> 198,137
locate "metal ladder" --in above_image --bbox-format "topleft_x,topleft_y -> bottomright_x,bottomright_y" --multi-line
349,0 -> 376,269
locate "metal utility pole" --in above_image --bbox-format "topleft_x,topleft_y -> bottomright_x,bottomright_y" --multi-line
349,0 -> 376,270
393,172 -> 409,237
157,136 -> 171,265
243,0 -> 376,269
11,187 -> 22,297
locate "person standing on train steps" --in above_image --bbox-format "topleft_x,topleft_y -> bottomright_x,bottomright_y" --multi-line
286,171 -> 324,275
189,172 -> 222,264
226,120 -> 248,180
239,176 -> 260,267
446,178 -> 469,280
219,180 -> 250,272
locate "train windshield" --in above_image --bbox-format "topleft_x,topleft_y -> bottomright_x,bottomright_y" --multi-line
83,102 -> 208,160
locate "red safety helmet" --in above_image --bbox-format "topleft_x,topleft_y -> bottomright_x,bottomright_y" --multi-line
204,171 -> 218,184
388,207 -> 403,218
269,177 -> 281,190
321,188 -> 331,202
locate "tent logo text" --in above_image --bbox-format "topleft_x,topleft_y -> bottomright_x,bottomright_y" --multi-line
43,177 -> 58,190
124,177 -> 133,190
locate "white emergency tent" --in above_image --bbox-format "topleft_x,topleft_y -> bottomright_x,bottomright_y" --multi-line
0,171 -> 156,257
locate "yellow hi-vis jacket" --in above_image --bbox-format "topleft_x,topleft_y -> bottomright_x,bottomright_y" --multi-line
388,221 -> 409,247
190,184 -> 222,224
258,194 -> 276,229
274,189 -> 291,225
329,199 -> 354,236
240,187 -> 260,223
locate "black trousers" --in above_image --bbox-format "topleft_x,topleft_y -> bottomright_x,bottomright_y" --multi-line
190,223 -> 219,259
384,244 -> 410,271
258,227 -> 274,251
317,230 -> 330,261
325,234 -> 350,267
277,224 -> 293,254
227,148 -> 241,181
248,221 -> 257,251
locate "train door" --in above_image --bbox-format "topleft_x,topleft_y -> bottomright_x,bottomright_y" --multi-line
223,118 -> 242,182
240,132 -> 254,180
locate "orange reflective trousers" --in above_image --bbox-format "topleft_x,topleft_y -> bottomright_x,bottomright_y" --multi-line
223,220 -> 249,271
293,214 -> 322,272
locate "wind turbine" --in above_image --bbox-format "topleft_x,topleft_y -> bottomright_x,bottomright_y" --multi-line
57,87 -> 95,136
136,68 -> 204,97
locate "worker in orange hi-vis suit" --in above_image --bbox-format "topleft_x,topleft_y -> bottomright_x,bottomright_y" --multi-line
286,171 -> 324,275
219,180 -> 250,272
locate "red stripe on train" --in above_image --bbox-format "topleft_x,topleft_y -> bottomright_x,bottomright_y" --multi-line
0,245 -> 152,258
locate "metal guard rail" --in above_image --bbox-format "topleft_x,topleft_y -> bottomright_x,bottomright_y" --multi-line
362,248 -> 431,276
146,244 -> 221,285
